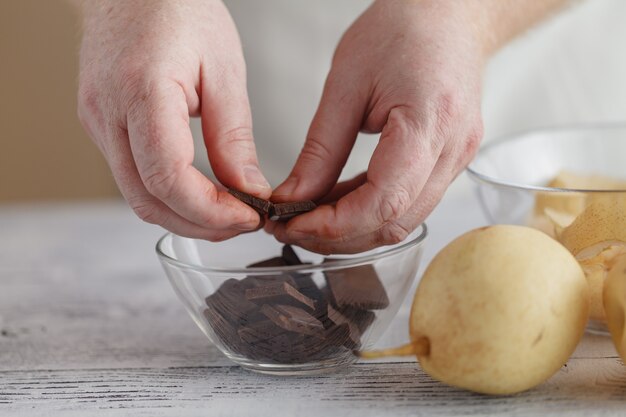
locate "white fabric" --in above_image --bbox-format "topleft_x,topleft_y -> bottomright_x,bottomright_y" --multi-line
191,0 -> 626,195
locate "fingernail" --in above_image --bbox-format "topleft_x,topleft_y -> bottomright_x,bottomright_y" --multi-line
273,177 -> 299,197
244,166 -> 271,189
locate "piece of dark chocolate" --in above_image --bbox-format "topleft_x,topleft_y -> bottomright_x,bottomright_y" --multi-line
292,275 -> 323,306
269,201 -> 317,221
247,256 -> 288,268
206,279 -> 261,326
280,245 -> 321,296
228,189 -> 272,215
337,306 -> 376,334
282,244 -> 303,265
251,333 -> 315,363
324,263 -> 389,310
318,286 -> 375,334
203,306 -> 243,352
243,273 -> 297,288
260,304 -> 325,337
245,281 -> 316,310
326,304 -> 362,349
325,323 -> 359,350
237,319 -> 287,344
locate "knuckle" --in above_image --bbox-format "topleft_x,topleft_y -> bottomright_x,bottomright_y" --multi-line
377,185 -> 413,224
219,126 -> 256,159
142,164 -> 182,200
114,61 -> 175,116
380,220 -> 412,245
385,107 -> 419,137
317,223 -> 347,242
222,126 -> 254,143
129,198 -> 162,225
433,92 -> 460,139
463,120 -> 484,159
385,107 -> 442,160
77,82 -> 98,115
299,137 -> 334,166
76,81 -> 102,127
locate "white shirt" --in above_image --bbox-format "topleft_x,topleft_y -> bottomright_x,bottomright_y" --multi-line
191,0 -> 626,196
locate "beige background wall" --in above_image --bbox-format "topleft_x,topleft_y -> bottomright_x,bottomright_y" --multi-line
0,0 -> 119,202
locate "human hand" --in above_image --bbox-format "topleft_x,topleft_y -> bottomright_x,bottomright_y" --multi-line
268,0 -> 486,254
77,0 -> 271,241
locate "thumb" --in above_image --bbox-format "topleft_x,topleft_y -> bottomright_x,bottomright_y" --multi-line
272,72 -> 366,202
201,65 -> 271,199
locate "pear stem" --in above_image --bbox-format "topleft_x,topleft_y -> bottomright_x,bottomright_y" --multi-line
358,337 -> 430,360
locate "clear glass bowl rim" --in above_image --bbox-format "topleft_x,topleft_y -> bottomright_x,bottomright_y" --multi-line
156,223 -> 427,274
466,122 -> 626,193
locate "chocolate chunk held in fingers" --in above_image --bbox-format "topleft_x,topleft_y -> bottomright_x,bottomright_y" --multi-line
228,188 -> 273,215
269,201 -> 317,221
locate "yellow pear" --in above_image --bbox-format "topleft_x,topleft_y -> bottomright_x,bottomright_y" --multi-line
362,225 -> 589,395
603,255 -> 626,362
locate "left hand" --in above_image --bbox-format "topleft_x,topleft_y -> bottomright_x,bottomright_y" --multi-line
267,0 -> 486,254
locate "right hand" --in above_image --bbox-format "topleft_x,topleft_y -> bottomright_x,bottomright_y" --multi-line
77,0 -> 271,241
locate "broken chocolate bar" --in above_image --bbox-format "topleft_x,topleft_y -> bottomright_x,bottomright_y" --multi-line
260,304 -> 325,337
228,188 -> 317,222
324,263 -> 389,310
228,189 -> 272,215
245,281 -> 316,310
269,201 -> 317,221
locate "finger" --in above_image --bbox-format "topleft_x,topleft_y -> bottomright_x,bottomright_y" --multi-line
271,70 -> 368,202
126,80 -> 260,231
318,172 -> 368,205
263,173 -> 366,237
277,107 -> 441,244
323,162 -> 453,254
275,152 -> 456,254
105,125 -> 247,240
201,62 -> 271,199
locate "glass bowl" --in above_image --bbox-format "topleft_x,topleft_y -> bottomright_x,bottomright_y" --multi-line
156,225 -> 427,375
467,124 -> 626,334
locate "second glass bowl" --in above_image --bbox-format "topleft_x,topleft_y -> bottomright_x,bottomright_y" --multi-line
467,124 -> 626,334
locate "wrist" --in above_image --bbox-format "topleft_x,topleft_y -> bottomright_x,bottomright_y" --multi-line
374,0 -> 569,59
458,0 -> 571,57
370,0 -> 490,64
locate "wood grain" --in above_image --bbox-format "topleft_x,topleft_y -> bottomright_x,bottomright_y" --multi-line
2,359 -> 626,416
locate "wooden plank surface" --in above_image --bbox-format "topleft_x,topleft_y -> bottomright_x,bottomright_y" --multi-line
2,194 -> 626,416
2,356 -> 626,416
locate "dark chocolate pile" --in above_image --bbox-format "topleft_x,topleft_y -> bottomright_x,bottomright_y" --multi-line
203,245 -> 389,363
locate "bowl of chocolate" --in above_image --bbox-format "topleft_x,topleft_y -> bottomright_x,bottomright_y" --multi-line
156,191 -> 427,375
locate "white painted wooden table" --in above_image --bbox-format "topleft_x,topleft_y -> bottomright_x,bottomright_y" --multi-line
2,182 -> 626,416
